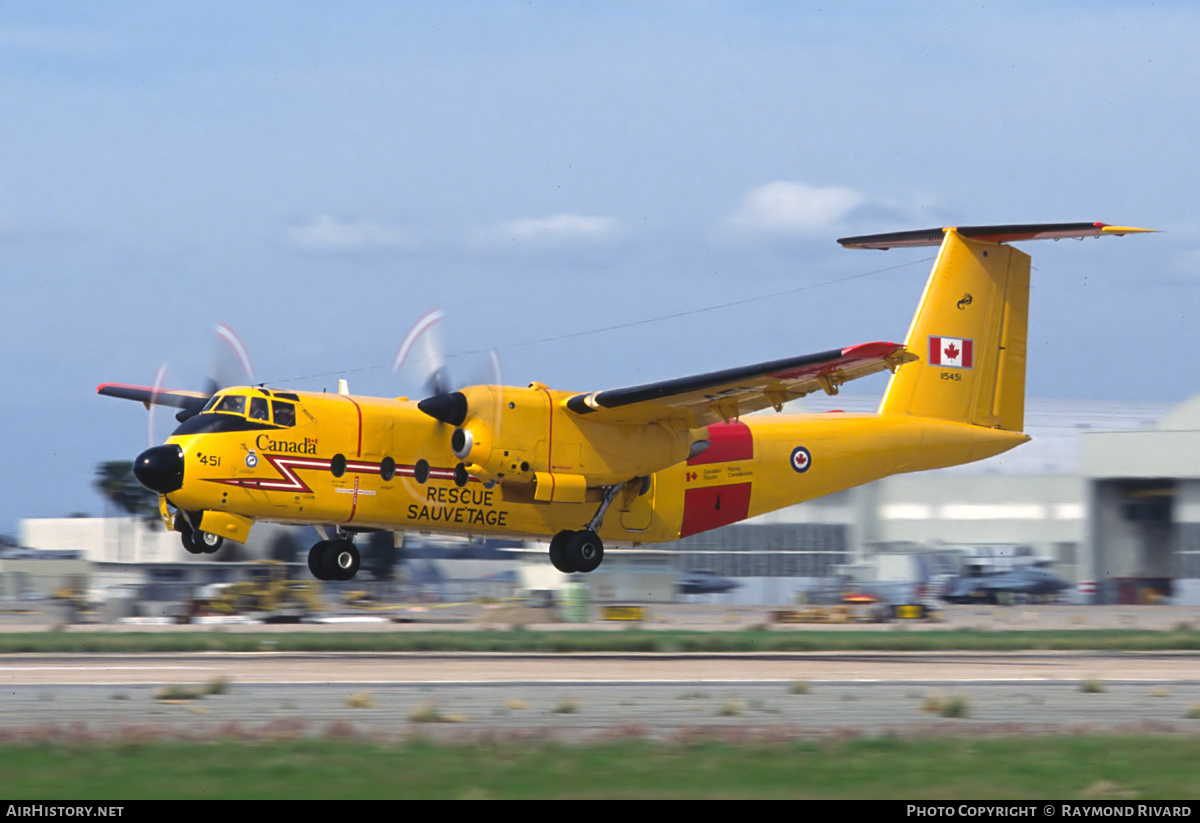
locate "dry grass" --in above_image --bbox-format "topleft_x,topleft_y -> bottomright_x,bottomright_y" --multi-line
919,690 -> 970,718
154,677 -> 231,702
717,699 -> 743,717
345,691 -> 375,709
407,703 -> 467,724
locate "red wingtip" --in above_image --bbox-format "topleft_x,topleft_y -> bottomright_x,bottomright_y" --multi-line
841,341 -> 903,359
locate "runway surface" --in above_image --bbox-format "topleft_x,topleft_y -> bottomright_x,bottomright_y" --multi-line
3,651 -> 1199,740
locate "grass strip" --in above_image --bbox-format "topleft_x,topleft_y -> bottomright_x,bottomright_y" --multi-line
1,628 -> 1199,654
0,735 -> 1196,799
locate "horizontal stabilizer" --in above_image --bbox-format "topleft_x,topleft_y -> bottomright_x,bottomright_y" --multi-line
839,222 -> 1154,250
97,383 -> 209,412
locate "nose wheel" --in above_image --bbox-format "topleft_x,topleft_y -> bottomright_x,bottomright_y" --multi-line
176,515 -> 223,555
307,538 -> 361,581
182,529 -> 224,555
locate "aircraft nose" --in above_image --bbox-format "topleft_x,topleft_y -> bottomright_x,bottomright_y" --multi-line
133,445 -> 185,494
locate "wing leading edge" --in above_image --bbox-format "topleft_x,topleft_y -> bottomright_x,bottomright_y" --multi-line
565,341 -> 915,426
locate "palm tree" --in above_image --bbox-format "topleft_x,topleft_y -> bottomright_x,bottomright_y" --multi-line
94,461 -> 158,525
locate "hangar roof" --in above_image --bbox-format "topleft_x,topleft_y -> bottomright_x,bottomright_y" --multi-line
1155,394 -> 1200,431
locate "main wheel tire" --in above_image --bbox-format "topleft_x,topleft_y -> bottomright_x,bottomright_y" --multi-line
549,530 -> 576,573
566,530 -> 603,573
308,540 -> 332,579
327,540 -> 360,581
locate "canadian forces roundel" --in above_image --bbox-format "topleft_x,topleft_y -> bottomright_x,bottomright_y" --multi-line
790,446 -> 811,473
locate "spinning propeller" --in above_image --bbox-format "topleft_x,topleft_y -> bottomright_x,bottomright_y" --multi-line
144,323 -> 256,441
394,308 -> 505,487
97,324 -> 255,498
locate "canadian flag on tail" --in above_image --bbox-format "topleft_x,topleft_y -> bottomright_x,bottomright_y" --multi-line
929,336 -> 973,368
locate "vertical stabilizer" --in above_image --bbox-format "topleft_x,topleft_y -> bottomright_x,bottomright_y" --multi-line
878,229 -> 1030,431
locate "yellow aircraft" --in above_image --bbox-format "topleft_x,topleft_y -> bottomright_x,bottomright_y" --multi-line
99,222 -> 1151,580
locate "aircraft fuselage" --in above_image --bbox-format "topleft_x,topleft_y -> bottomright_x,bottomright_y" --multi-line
155,385 -> 1026,547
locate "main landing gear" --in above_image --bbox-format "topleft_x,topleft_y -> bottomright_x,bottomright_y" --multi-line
547,482 -> 634,574
549,529 -> 603,573
307,538 -> 361,581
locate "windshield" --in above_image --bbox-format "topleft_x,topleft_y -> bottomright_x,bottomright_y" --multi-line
195,392 -> 296,428
214,395 -> 247,414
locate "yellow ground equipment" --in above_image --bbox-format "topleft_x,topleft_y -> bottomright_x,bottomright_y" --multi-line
199,562 -> 323,620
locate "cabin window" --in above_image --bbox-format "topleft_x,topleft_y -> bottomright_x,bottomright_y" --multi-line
272,400 -> 296,427
248,397 -> 270,421
215,395 -> 247,415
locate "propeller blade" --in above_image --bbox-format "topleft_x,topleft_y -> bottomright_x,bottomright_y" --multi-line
176,323 -> 257,423
211,322 -> 256,389
147,362 -> 169,447
394,308 -> 453,396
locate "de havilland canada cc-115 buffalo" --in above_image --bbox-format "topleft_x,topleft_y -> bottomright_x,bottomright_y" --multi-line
99,222 -> 1151,581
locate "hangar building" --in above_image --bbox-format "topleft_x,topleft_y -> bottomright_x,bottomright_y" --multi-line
674,393 -> 1200,605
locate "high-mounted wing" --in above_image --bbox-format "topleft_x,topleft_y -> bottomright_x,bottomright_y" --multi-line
565,341 -> 914,426
97,383 -> 211,414
838,222 -> 1154,250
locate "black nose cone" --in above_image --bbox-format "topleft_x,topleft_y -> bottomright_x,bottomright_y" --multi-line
134,445 -> 184,494
417,391 -> 468,426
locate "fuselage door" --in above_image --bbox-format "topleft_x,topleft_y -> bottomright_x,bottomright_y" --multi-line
620,475 -> 654,532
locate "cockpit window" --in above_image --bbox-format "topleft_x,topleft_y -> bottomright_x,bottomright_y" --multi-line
272,400 -> 296,427
195,392 -> 295,428
249,397 -> 269,421
214,395 -> 247,415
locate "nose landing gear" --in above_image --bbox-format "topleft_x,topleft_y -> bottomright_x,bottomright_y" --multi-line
172,509 -> 223,555
182,528 -> 224,555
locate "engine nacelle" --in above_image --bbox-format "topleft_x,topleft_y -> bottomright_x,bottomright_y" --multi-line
432,383 -> 703,491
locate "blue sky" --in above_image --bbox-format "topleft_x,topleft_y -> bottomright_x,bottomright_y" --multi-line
2,2 -> 1197,534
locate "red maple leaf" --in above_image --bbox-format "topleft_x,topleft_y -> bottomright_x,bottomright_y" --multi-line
944,342 -> 960,361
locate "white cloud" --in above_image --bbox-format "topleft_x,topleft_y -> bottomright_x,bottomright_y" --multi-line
286,214 -> 415,255
723,181 -> 868,238
473,214 -> 623,252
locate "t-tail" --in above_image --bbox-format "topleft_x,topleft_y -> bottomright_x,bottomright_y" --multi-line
839,222 -> 1154,432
